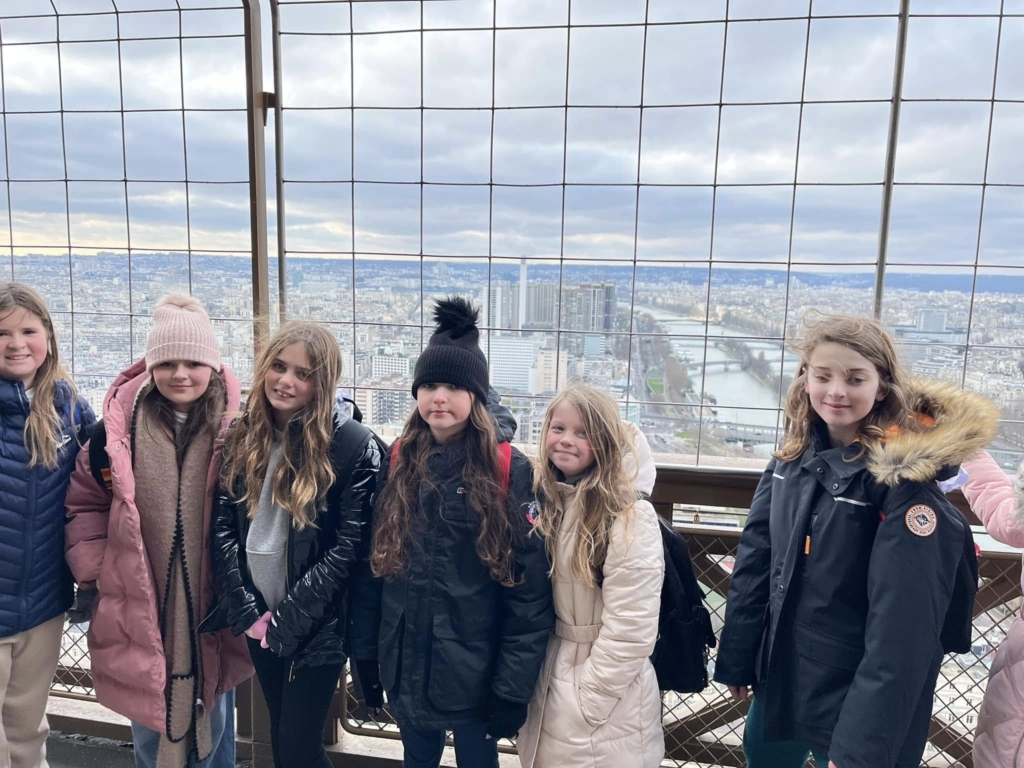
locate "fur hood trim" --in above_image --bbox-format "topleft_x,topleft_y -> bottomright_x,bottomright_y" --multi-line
867,378 -> 999,487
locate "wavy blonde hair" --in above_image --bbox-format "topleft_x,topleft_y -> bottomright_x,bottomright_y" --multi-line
533,384 -> 638,588
0,282 -> 78,469
221,321 -> 342,529
776,311 -> 915,462
370,397 -> 517,586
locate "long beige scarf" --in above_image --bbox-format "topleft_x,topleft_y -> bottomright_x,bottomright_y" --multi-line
134,400 -> 221,768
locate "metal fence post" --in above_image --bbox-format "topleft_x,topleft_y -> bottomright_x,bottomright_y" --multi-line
873,0 -> 912,319
244,0 -> 271,350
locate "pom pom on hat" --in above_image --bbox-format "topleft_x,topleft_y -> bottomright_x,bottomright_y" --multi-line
412,296 -> 489,401
145,293 -> 222,372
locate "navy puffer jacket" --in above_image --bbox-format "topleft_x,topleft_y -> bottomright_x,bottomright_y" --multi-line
0,378 -> 96,637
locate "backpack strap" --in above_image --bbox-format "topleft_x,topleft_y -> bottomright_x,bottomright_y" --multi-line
330,417 -> 379,496
390,439 -> 512,491
88,421 -> 112,492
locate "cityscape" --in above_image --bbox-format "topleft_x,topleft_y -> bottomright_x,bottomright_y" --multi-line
16,250 -> 1023,471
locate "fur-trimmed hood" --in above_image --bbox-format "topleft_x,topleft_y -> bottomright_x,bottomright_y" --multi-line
867,378 -> 1000,487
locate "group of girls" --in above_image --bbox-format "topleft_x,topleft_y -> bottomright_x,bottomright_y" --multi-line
1,275 -> 1022,768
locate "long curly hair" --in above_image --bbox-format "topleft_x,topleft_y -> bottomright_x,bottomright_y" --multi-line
532,384 -> 638,588
370,397 -> 517,587
221,321 -> 342,529
0,282 -> 78,469
775,311 -> 916,462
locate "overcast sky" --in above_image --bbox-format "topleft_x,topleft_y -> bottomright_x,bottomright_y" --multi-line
0,0 -> 1020,274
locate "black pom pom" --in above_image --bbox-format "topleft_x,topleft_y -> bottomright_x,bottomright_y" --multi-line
432,296 -> 480,339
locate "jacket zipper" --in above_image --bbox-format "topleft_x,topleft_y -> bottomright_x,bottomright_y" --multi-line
286,523 -> 295,684
19,386 -> 38,629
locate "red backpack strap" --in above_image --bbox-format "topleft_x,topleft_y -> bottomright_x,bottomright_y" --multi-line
390,439 -> 400,469
498,442 -> 512,491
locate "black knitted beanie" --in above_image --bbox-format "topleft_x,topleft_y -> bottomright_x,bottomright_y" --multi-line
412,296 -> 490,402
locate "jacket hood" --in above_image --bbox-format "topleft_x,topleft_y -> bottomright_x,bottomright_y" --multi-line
104,357 -> 241,438
487,387 -> 517,442
624,421 -> 656,497
867,378 -> 999,487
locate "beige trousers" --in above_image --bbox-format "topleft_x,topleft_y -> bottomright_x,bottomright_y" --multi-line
0,615 -> 63,768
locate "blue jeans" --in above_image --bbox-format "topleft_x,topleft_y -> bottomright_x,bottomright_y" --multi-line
397,718 -> 498,768
131,688 -> 235,768
743,696 -> 830,768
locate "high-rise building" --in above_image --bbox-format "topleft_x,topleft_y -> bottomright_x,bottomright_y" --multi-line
562,282 -> 616,334
530,348 -> 566,395
490,335 -> 537,393
371,354 -> 410,380
488,281 -> 516,329
919,308 -> 948,333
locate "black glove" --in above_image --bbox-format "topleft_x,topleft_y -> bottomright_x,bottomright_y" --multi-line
355,659 -> 384,713
485,694 -> 529,740
67,587 -> 98,624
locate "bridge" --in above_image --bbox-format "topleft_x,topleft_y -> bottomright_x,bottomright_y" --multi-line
707,421 -> 781,446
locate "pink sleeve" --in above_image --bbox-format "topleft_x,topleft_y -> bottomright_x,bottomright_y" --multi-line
64,441 -> 113,589
961,450 -> 1024,549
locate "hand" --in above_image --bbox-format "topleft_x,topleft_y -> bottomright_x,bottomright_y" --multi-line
485,695 -> 529,740
244,611 -> 271,641
829,763 -> 838,768
260,634 -> 270,650
355,660 -> 384,716
727,685 -> 749,702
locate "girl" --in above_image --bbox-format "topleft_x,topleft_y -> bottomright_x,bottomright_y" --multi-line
211,320 -> 383,768
0,282 -> 95,768
517,384 -> 665,768
350,297 -> 553,768
714,313 -> 998,768
65,294 -> 251,768
959,449 -> 1024,768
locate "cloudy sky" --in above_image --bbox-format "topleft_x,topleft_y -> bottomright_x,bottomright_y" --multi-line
0,0 -> 1020,277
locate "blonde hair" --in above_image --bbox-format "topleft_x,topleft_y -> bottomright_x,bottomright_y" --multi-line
371,397 -> 517,586
221,321 -> 342,529
533,384 -> 638,587
0,282 -> 77,469
775,311 -> 914,462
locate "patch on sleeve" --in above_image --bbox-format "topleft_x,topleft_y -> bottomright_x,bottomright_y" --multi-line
905,504 -> 938,537
526,500 -> 540,526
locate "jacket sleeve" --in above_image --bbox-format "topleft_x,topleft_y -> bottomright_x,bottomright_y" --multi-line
577,500 -> 664,728
829,485 -> 963,768
64,436 -> 113,589
210,480 -> 263,636
961,450 -> 1024,549
491,448 -> 555,704
266,435 -> 384,657
348,449 -> 390,663
713,459 -> 776,687
74,396 -> 98,442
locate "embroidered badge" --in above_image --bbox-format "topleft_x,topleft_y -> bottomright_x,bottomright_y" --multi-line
456,487 -> 465,494
525,500 -> 540,526
905,504 -> 938,537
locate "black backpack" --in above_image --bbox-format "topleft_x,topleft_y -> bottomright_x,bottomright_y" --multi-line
940,515 -> 979,655
651,517 -> 717,693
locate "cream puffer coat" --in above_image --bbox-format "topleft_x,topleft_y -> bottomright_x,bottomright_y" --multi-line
517,423 -> 665,768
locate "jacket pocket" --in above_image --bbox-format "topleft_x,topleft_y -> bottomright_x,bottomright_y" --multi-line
791,621 -> 863,729
427,614 -> 495,711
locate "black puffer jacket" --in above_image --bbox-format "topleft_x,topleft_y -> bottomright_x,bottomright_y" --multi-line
206,399 -> 384,669
350,435 -> 554,727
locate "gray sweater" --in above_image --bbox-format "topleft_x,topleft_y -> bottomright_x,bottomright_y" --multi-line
246,436 -> 290,612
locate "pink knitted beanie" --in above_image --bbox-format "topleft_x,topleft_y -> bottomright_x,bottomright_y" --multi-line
145,294 -> 222,372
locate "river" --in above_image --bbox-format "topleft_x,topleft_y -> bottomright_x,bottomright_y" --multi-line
634,306 -> 802,428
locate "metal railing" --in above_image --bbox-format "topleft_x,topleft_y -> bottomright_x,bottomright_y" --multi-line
49,466 -> 1021,767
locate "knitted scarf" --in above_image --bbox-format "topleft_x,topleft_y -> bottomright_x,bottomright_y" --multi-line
133,399 -> 221,768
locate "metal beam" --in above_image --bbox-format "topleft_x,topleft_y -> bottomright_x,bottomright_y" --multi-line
243,0 -> 271,350
874,0 -> 912,319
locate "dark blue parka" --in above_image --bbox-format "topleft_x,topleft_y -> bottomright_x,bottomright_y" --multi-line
0,378 -> 96,637
714,379 -> 997,768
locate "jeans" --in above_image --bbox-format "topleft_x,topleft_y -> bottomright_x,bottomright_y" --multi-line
246,638 -> 344,768
397,719 -> 499,768
130,688 -> 235,768
743,696 -> 830,768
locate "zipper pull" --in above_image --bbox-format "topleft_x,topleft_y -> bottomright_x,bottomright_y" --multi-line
288,661 -> 296,683
804,535 -> 811,555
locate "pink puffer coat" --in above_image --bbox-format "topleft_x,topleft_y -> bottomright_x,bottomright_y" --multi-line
962,449 -> 1024,768
64,359 -> 253,733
